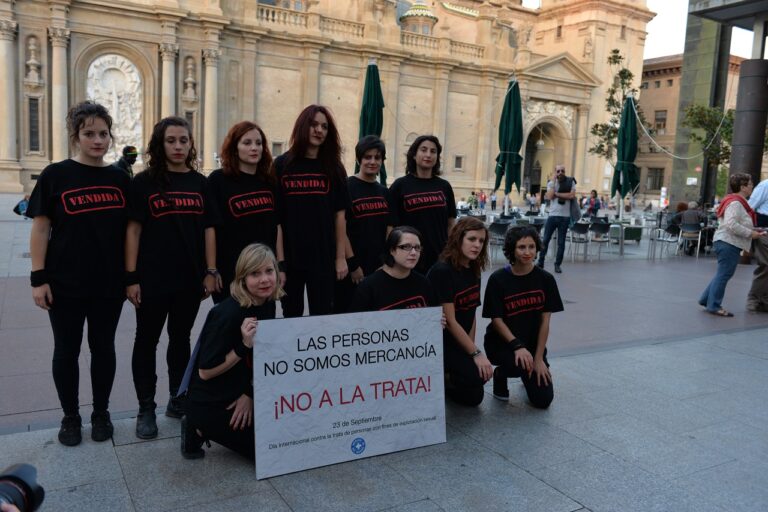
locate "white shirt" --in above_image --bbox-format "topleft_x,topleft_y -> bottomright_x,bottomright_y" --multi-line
748,179 -> 768,216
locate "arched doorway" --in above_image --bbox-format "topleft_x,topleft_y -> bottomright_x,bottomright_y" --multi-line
523,121 -> 569,196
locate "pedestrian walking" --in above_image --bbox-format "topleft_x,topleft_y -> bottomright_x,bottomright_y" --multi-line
747,176 -> 768,311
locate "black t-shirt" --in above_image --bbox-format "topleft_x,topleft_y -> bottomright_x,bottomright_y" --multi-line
427,261 -> 480,345
129,170 -> 216,297
207,169 -> 279,287
350,269 -> 435,312
389,174 -> 456,272
26,159 -> 129,298
274,155 -> 347,271
482,265 -> 563,350
188,297 -> 276,405
346,176 -> 393,275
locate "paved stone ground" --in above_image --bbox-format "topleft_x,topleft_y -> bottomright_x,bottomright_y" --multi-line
2,193 -> 767,511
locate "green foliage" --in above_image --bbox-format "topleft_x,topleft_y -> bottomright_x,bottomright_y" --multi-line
715,165 -> 728,198
681,105 -> 733,167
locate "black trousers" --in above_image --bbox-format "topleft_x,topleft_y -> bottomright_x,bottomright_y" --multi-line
187,399 -> 254,460
283,266 -> 334,317
333,275 -> 356,314
132,291 -> 201,401
443,341 -> 485,406
484,333 -> 554,409
48,296 -> 124,415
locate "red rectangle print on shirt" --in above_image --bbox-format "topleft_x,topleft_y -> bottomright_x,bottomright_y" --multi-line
402,191 -> 446,212
455,284 -> 481,311
503,290 -> 545,316
62,186 -> 126,215
380,295 -> 428,310
148,192 -> 204,217
281,174 -> 330,195
228,190 -> 275,218
352,196 -> 389,218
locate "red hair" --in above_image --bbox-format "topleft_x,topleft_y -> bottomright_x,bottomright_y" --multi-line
439,217 -> 489,277
219,121 -> 274,183
284,105 -> 346,183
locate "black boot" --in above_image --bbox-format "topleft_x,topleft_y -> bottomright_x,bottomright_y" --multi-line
165,389 -> 186,418
180,416 -> 205,460
58,413 -> 83,446
136,398 -> 158,439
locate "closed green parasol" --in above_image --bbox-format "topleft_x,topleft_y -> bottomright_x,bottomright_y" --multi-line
612,96 -> 640,198
357,60 -> 387,185
494,80 -> 524,197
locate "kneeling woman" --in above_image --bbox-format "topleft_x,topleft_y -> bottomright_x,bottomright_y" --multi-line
350,226 -> 435,312
427,217 -> 493,406
182,244 -> 283,460
482,226 -> 563,408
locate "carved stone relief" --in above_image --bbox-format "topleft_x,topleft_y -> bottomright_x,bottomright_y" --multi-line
25,36 -> 42,86
524,99 -> 574,134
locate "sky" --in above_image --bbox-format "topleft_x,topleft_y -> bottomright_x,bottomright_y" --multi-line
520,0 -> 755,59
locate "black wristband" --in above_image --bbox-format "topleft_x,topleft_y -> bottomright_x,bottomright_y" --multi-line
234,339 -> 251,359
125,271 -> 139,287
244,386 -> 254,398
30,269 -> 48,287
508,338 -> 526,352
278,261 -> 287,273
346,256 -> 361,273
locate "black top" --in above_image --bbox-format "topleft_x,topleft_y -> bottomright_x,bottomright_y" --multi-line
26,159 -> 130,298
427,261 -> 480,346
389,174 -> 456,273
482,265 -> 563,351
188,297 -> 276,405
115,157 -> 133,178
350,269 -> 435,312
274,155 -> 347,271
346,176 -> 393,275
129,170 -> 216,297
207,169 -> 279,288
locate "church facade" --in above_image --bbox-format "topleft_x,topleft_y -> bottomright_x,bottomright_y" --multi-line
0,0 -> 653,198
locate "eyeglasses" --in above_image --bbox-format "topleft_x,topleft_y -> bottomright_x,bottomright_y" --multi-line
396,244 -> 422,253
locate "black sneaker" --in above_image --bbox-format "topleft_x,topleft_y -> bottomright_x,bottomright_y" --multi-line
136,399 -> 158,439
181,416 -> 205,460
91,410 -> 114,442
554,264 -> 562,274
58,414 -> 82,446
492,367 -> 509,401
165,394 -> 186,418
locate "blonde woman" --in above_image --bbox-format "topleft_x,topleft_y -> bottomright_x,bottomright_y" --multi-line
182,244 -> 283,460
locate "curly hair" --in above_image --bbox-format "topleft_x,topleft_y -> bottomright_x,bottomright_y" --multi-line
66,101 -> 113,148
502,226 -> 542,264
729,172 -> 752,193
145,116 -> 198,189
220,121 -> 274,183
439,217 -> 489,277
405,135 -> 442,176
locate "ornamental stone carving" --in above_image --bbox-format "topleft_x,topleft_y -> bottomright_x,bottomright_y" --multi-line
202,48 -> 221,65
25,36 -> 42,86
48,26 -> 70,46
182,56 -> 198,101
86,54 -> 143,163
525,99 -> 574,134
159,42 -> 179,60
0,19 -> 17,41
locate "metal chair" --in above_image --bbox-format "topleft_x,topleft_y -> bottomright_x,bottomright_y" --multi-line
488,221 -> 509,262
655,225 -> 681,258
679,223 -> 703,258
588,222 -> 613,260
567,222 -> 590,262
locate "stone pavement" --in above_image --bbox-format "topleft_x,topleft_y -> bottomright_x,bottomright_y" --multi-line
1,193 -> 768,510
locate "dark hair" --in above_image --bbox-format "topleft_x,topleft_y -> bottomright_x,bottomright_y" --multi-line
145,116 -> 198,188
355,135 -> 386,163
284,105 -> 346,183
405,135 -> 442,176
383,225 -> 423,267
122,145 -> 137,156
503,226 -> 542,264
440,217 -> 489,277
590,189 -> 597,198
220,121 -> 274,183
729,172 -> 752,193
66,101 -> 113,148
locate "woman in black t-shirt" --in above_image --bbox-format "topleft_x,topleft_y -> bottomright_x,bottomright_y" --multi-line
125,116 -> 219,440
389,135 -> 456,274
482,226 -> 563,409
208,121 -> 284,303
273,105 -> 349,317
427,217 -> 493,406
182,244 -> 283,461
28,101 -> 129,446
350,226 -> 435,312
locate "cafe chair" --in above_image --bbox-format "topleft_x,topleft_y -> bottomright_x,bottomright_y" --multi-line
567,222 -> 590,262
588,222 -> 613,260
679,223 -> 703,258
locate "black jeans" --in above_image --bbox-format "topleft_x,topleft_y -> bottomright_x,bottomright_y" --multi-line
283,266 -> 334,317
132,291 -> 201,401
539,215 -> 570,266
484,333 -> 553,409
443,341 -> 485,406
48,296 -> 124,415
187,399 -> 254,460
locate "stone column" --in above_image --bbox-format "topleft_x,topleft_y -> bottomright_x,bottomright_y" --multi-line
202,48 -> 220,171
432,65 -> 451,144
381,58 -> 401,179
574,105 -> 590,185
160,43 -> 178,118
0,19 -> 18,164
302,45 -> 320,107
49,26 -> 70,161
475,73 -> 495,186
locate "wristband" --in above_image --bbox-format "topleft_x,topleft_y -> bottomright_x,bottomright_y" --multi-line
30,269 -> 48,287
470,349 -> 482,358
125,271 -> 139,286
346,256 -> 361,273
278,261 -> 287,273
508,338 -> 526,352
205,268 -> 219,276
234,339 -> 251,359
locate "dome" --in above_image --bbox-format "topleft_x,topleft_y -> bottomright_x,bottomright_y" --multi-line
399,0 -> 438,23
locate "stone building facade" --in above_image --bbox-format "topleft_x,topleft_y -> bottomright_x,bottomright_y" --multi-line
0,0 -> 653,197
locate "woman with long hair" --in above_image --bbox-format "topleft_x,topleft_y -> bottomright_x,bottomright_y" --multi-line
208,121 -> 284,303
182,244 -> 283,460
27,101 -> 129,446
427,217 -> 493,406
125,116 -> 219,439
483,226 -> 563,409
273,105 -> 348,316
389,135 -> 456,274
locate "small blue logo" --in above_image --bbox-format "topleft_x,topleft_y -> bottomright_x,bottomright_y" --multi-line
351,437 -> 366,455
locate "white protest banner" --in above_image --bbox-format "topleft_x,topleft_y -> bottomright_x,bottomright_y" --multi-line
253,307 -> 445,479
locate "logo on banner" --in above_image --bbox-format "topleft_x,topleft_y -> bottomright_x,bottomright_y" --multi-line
350,438 -> 366,455
228,190 -> 275,218
148,192 -> 204,217
61,186 -> 125,215
402,191 -> 446,212
380,295 -> 428,310
455,284 -> 481,311
503,290 -> 545,316
352,196 -> 389,218
281,173 -> 330,195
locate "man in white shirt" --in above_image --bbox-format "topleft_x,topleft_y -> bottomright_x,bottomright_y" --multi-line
536,165 -> 576,273
747,178 -> 768,312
